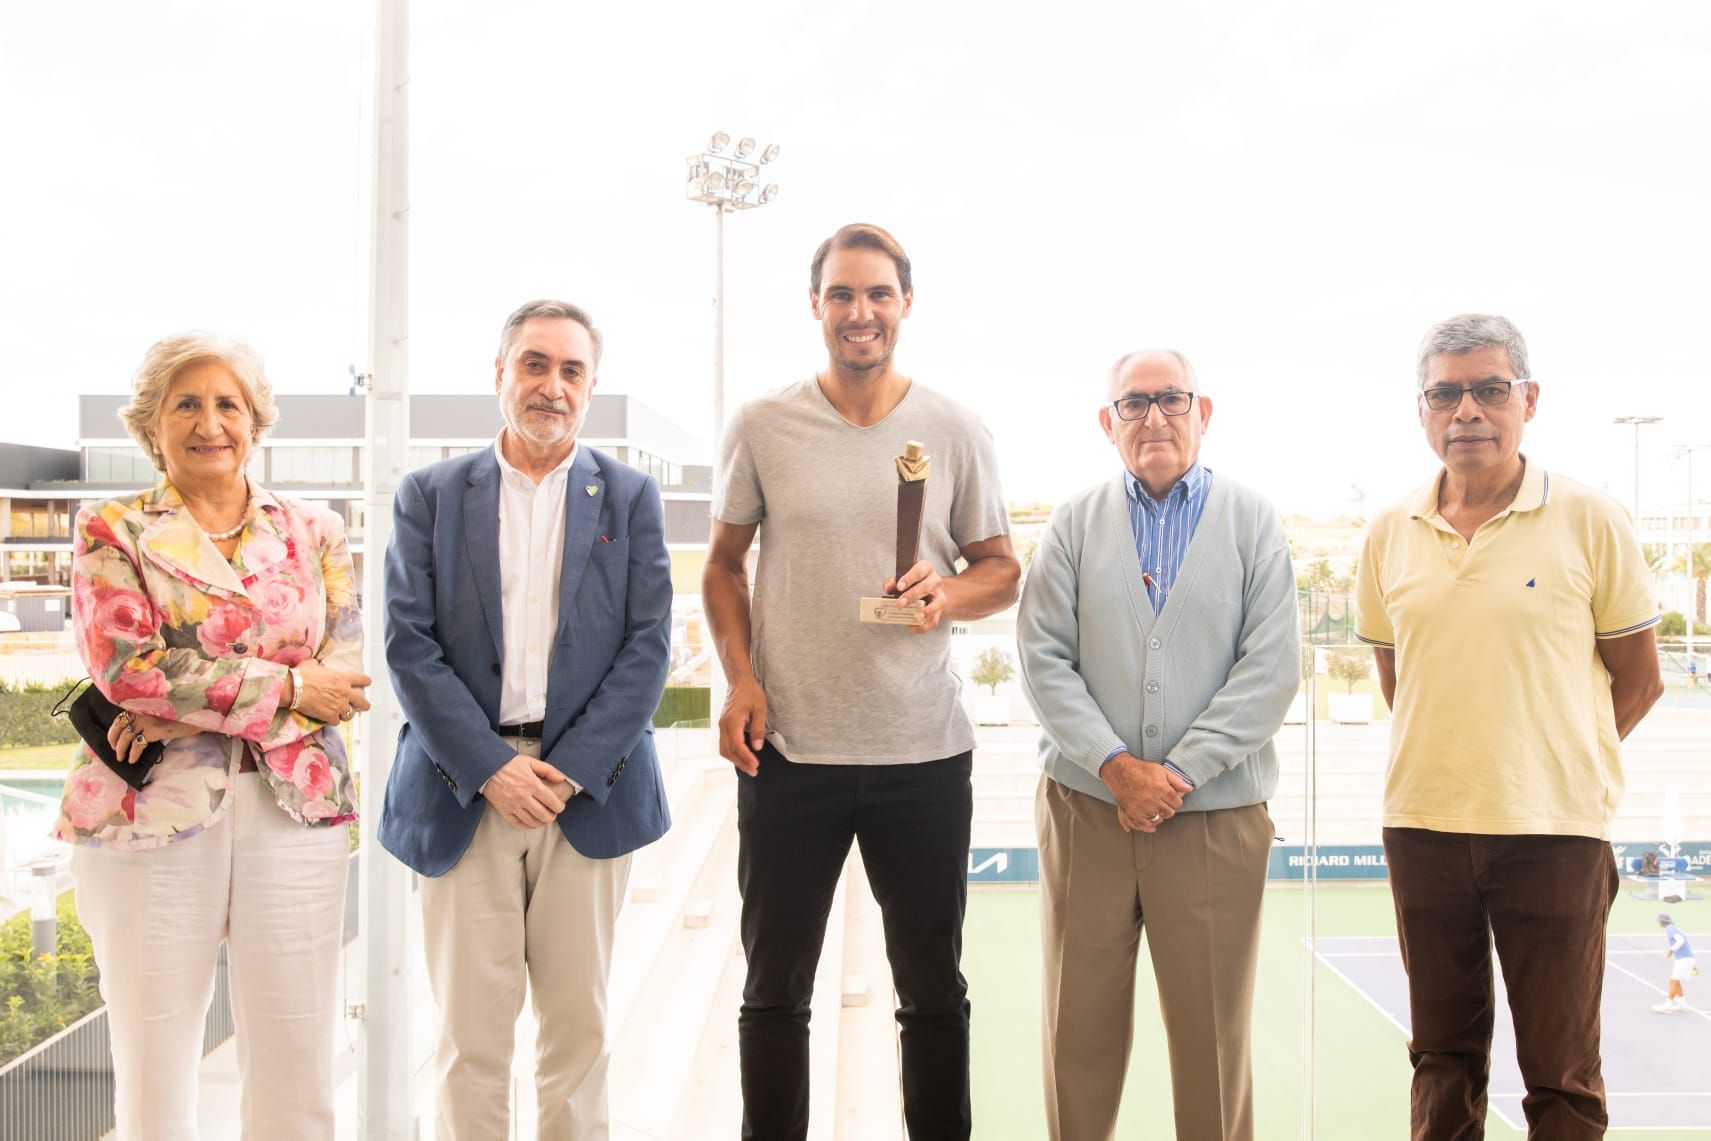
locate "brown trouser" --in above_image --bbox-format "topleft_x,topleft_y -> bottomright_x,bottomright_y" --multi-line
1384,828 -> 1619,1141
1038,777 -> 1272,1141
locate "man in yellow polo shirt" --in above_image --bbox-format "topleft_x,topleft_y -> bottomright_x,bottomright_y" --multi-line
1355,313 -> 1663,1141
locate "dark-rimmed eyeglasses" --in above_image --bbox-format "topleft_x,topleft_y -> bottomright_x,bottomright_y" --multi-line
1109,391 -> 1196,421
1419,380 -> 1528,412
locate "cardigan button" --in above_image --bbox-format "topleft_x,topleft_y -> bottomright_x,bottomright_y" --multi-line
1145,725 -> 1159,738
1146,681 -> 1159,693
1148,638 -> 1161,650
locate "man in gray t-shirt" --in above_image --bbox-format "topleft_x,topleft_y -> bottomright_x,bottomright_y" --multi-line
705,223 -> 1017,1141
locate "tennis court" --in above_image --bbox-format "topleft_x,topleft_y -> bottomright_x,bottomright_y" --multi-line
966,882 -> 1709,1140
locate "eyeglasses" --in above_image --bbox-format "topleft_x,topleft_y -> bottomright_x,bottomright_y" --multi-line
1419,380 -> 1529,412
1109,391 -> 1196,421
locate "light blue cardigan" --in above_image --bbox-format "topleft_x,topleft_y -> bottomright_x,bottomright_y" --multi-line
1017,472 -> 1301,812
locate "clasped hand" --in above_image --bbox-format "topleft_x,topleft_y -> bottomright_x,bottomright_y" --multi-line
1101,752 -> 1193,833
483,754 -> 576,829
291,659 -> 373,724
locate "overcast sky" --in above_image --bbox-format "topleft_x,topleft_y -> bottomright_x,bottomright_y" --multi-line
2,0 -> 1707,516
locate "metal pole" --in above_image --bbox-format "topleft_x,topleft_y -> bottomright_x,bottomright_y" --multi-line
359,0 -> 413,1134
30,860 -> 57,958
1633,422 -> 1642,522
1688,450 -> 1697,671
713,204 -> 726,461
709,203 -> 728,727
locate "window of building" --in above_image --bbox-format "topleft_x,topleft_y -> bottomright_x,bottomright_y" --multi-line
268,446 -> 355,484
7,503 -> 69,539
85,447 -> 158,483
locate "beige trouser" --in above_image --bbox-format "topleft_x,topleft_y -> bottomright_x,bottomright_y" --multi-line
72,772 -> 348,1141
421,740 -> 632,1141
1038,776 -> 1271,1141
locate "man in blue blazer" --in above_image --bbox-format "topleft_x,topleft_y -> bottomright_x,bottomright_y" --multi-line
379,299 -> 672,1140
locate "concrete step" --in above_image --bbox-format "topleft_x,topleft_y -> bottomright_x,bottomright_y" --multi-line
805,861 -> 850,1140
609,758 -> 735,1035
667,928 -> 748,1140
833,851 -> 902,1140
610,796 -> 743,1138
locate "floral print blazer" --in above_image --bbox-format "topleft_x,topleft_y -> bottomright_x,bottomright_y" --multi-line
54,480 -> 361,849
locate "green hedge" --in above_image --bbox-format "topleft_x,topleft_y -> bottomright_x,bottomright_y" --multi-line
653,686 -> 710,728
0,681 -> 82,748
0,893 -> 101,1066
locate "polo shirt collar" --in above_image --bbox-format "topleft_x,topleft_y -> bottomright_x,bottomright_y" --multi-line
1410,454 -> 1549,521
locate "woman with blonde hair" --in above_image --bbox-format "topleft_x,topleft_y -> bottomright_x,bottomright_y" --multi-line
56,332 -> 371,1138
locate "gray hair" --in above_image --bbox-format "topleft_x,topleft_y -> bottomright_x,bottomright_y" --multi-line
1416,314 -> 1530,385
1107,349 -> 1199,395
120,333 -> 278,472
496,299 -> 603,369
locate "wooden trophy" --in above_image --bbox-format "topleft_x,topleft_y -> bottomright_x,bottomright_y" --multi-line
859,441 -> 931,626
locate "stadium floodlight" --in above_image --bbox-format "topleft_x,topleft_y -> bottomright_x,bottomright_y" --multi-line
681,129 -> 782,727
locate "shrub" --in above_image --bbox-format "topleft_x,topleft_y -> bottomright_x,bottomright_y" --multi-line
653,686 -> 710,728
0,681 -> 83,749
1658,611 -> 1711,637
0,892 -> 102,1066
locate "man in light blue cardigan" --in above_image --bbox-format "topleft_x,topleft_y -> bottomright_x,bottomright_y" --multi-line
1018,349 -> 1300,1141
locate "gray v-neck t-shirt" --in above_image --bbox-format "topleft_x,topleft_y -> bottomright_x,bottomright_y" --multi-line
714,378 -> 1011,764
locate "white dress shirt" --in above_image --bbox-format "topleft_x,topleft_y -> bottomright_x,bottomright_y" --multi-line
494,434 -> 576,726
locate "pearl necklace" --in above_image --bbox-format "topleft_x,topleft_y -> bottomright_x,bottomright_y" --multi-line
201,494 -> 250,542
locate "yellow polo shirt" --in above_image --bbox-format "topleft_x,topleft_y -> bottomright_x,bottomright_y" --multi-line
1354,459 -> 1658,839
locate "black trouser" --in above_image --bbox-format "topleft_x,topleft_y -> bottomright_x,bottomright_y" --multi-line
736,744 -> 974,1141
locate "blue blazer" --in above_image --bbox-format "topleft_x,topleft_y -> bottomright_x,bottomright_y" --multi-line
378,444 -> 673,876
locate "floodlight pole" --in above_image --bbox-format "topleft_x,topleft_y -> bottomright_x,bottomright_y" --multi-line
714,203 -> 725,462
685,134 -> 779,720
1613,415 -> 1662,522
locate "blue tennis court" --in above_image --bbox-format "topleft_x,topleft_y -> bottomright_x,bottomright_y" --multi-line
1314,933 -> 1711,1132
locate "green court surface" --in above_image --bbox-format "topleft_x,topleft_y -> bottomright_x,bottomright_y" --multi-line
965,882 -> 1707,1141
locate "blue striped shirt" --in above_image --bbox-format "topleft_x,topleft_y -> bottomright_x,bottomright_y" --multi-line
1101,462 -> 1213,788
1127,462 -> 1212,614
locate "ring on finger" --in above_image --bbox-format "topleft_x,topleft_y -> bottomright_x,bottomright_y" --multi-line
117,711 -> 134,730
340,707 -> 355,722
1148,813 -> 1162,824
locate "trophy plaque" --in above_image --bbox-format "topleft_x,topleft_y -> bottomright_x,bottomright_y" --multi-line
860,441 -> 930,626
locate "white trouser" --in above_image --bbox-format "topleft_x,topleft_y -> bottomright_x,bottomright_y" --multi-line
72,772 -> 349,1141
420,748 -> 631,1141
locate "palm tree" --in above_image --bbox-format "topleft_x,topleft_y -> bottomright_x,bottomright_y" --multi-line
1674,543 -> 1711,626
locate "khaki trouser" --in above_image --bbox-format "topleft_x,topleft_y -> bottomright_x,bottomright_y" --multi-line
421,739 -> 632,1141
1038,777 -> 1271,1141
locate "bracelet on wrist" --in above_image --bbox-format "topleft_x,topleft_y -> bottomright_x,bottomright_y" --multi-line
288,666 -> 304,713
